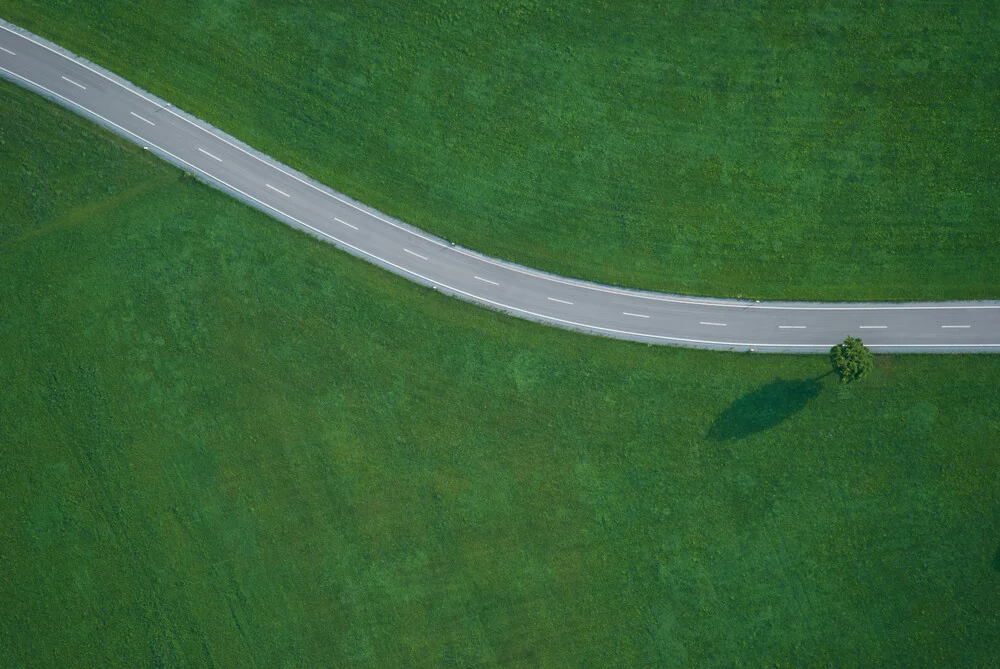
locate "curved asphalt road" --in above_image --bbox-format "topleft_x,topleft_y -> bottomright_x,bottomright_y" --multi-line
2,21 -> 998,353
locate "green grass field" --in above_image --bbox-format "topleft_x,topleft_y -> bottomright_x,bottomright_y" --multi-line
1,0 -> 997,300
3,80 -> 1000,667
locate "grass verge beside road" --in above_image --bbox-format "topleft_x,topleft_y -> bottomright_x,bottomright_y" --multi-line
1,0 -> 998,300
2,81 -> 1000,667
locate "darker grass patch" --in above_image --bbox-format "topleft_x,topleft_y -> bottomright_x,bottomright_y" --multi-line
709,377 -> 824,441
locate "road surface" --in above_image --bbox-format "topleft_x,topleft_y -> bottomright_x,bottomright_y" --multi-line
2,20 -> 997,353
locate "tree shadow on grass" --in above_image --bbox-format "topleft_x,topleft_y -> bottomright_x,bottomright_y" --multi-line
709,378 -> 824,441
993,542 -> 1000,572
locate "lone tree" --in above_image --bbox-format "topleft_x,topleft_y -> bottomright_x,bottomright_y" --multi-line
829,336 -> 875,383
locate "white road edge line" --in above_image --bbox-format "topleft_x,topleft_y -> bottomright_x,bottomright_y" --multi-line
547,297 -> 573,305
0,25 -> 452,250
334,217 -> 357,230
941,325 -> 971,329
6,65 -> 997,350
859,325 -> 888,329
779,325 -> 807,329
265,183 -> 290,197
61,75 -> 86,90
0,46 -> 15,56
129,111 -> 154,126
474,276 -> 500,286
6,26 -> 1000,315
624,312 -> 650,319
198,147 -> 222,162
404,249 -> 428,260
700,322 -> 727,327
454,240 -> 1000,312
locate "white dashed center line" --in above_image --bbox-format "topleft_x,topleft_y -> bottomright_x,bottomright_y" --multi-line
198,147 -> 222,162
130,111 -> 155,126
61,75 -> 86,90
7,24 -> 996,355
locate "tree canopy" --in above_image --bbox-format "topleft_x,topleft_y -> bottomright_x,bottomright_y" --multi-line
830,336 -> 875,383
